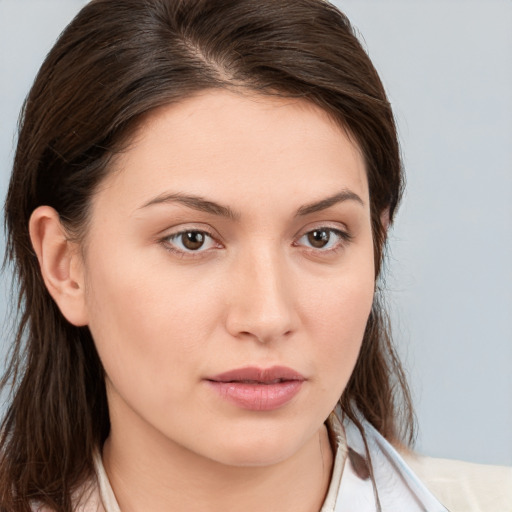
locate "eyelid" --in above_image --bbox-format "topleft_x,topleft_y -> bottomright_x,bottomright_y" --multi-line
294,220 -> 351,239
157,222 -> 222,242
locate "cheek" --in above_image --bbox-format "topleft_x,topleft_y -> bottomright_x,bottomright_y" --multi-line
82,245 -> 210,394
301,251 -> 375,392
319,287 -> 373,371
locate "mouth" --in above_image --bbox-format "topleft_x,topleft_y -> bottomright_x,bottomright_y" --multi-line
220,379 -> 290,384
205,366 -> 305,411
207,366 -> 306,384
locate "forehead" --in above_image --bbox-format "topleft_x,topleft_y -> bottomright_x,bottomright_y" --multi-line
98,89 -> 369,215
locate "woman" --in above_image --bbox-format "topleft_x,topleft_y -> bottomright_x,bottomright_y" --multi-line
0,1 -> 509,511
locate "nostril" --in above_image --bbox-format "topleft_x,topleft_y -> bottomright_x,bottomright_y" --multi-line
237,331 -> 265,343
225,287 -> 298,343
237,330 -> 294,344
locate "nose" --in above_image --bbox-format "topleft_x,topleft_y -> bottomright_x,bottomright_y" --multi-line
224,248 -> 298,344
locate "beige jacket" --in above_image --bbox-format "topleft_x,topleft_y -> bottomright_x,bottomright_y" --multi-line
404,453 -> 512,512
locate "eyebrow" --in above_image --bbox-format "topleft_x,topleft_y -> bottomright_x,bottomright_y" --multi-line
296,190 -> 364,216
139,189 -> 364,219
140,193 -> 240,220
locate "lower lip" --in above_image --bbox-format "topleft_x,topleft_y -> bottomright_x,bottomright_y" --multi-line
206,380 -> 303,411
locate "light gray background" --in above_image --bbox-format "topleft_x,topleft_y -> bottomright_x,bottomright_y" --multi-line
1,0 -> 511,466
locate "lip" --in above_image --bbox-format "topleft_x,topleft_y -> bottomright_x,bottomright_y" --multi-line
205,366 -> 305,411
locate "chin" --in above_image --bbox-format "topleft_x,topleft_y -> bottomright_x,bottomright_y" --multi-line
203,426 -> 310,468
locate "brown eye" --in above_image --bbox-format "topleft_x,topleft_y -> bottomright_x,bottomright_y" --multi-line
181,231 -> 206,250
307,229 -> 330,248
164,229 -> 220,256
296,227 -> 350,252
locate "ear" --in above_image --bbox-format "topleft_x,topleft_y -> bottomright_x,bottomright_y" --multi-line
29,206 -> 88,326
380,208 -> 390,233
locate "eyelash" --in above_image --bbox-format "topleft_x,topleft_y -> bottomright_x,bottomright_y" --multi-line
160,226 -> 352,258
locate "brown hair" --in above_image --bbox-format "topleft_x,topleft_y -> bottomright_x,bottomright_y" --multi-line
1,0 -> 412,510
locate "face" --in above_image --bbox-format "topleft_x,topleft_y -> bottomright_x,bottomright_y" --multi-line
81,90 -> 375,467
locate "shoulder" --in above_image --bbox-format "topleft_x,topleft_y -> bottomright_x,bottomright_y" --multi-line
402,452 -> 512,512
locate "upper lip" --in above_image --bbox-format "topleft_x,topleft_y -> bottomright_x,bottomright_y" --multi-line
207,366 -> 305,383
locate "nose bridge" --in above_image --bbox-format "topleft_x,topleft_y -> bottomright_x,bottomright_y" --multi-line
226,243 -> 296,342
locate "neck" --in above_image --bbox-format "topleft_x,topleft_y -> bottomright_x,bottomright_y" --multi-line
103,410 -> 334,512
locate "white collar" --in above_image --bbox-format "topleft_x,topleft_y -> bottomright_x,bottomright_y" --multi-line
326,405 -> 449,512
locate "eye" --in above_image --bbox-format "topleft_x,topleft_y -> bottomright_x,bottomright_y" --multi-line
296,227 -> 350,251
164,230 -> 218,253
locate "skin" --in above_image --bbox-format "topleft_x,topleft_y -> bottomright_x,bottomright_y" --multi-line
30,90 -> 376,512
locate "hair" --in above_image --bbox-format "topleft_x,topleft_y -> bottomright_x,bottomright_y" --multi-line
1,0 -> 412,510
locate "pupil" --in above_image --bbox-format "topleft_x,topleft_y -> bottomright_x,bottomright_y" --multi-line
182,231 -> 205,250
308,230 -> 329,248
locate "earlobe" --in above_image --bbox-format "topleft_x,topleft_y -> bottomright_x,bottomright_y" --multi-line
29,206 -> 88,326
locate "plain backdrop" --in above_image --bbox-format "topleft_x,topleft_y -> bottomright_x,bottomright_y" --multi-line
0,0 -> 511,466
